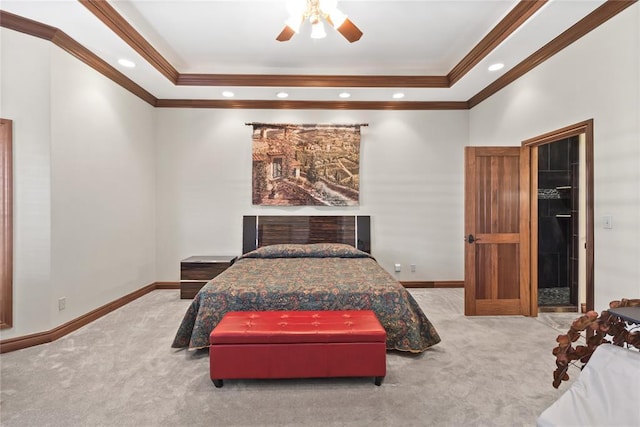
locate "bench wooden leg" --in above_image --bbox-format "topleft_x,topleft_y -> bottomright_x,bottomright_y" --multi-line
212,379 -> 224,388
374,376 -> 384,386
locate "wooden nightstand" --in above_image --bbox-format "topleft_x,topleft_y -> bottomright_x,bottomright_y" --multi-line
180,255 -> 236,299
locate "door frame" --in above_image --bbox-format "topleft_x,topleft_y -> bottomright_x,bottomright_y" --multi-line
0,118 -> 13,329
522,119 -> 595,314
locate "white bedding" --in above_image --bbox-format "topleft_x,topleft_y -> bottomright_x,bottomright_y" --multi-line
537,344 -> 640,427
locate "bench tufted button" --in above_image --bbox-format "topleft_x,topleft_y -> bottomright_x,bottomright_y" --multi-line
311,313 -> 320,318
278,321 -> 288,327
311,321 -> 320,327
344,321 -> 354,327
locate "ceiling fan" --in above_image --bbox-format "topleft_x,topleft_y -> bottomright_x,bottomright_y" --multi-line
276,0 -> 363,43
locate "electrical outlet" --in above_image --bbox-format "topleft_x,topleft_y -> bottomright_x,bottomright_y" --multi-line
58,297 -> 66,311
394,263 -> 401,272
410,264 -> 416,272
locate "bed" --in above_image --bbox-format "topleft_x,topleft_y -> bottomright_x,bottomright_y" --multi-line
171,215 -> 441,353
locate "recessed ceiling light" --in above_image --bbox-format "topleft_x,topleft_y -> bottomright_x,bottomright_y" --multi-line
488,63 -> 505,71
339,92 -> 351,99
222,91 -> 234,98
276,92 -> 289,99
392,92 -> 405,99
117,58 -> 136,68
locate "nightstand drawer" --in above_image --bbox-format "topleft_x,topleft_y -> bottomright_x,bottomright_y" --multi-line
180,255 -> 236,299
181,263 -> 230,280
180,281 -> 209,299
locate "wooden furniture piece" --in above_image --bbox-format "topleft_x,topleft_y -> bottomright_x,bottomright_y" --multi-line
180,255 -> 236,299
242,215 -> 371,254
209,310 -> 387,388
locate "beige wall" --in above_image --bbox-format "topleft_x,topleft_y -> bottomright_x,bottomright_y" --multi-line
154,109 -> 468,282
0,30 -> 157,340
1,30 -> 53,336
469,5 -> 640,309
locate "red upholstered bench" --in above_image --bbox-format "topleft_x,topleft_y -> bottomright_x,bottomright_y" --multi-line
209,310 -> 387,388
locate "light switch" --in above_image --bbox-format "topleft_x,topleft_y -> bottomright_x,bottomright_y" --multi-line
603,215 -> 613,229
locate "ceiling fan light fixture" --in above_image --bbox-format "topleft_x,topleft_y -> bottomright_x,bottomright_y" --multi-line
328,9 -> 347,28
277,0 -> 362,43
338,92 -> 351,98
310,20 -> 327,39
276,92 -> 289,99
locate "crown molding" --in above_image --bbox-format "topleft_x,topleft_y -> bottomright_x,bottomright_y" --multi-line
447,0 -> 548,86
155,99 -> 469,110
0,7 -> 57,39
0,10 -> 157,106
176,74 -> 449,88
78,0 -> 179,84
2,1 -> 637,110
468,0 -> 638,108
80,0 -> 542,89
52,30 -> 157,106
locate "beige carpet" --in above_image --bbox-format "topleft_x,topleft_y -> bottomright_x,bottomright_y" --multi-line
0,289 -> 579,426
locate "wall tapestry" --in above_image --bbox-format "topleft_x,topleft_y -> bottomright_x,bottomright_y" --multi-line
248,123 -> 364,206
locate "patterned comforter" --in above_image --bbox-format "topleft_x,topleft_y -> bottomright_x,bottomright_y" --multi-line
171,243 -> 441,352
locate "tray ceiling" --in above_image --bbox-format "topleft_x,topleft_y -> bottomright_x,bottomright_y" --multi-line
1,0 -> 632,107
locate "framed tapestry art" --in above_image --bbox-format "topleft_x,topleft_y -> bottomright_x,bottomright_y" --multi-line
249,123 -> 363,206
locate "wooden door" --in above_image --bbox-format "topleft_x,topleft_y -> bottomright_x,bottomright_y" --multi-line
464,147 -> 530,316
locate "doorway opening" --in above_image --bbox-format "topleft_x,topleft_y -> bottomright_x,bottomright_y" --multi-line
536,136 -> 581,310
523,120 -> 594,315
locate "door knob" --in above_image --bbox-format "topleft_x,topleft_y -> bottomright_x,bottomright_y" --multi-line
466,234 -> 478,244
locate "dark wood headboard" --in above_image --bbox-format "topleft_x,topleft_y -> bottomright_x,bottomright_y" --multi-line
242,216 -> 371,254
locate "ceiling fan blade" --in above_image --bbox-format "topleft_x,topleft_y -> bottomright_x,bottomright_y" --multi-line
336,18 -> 363,43
276,25 -> 296,42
